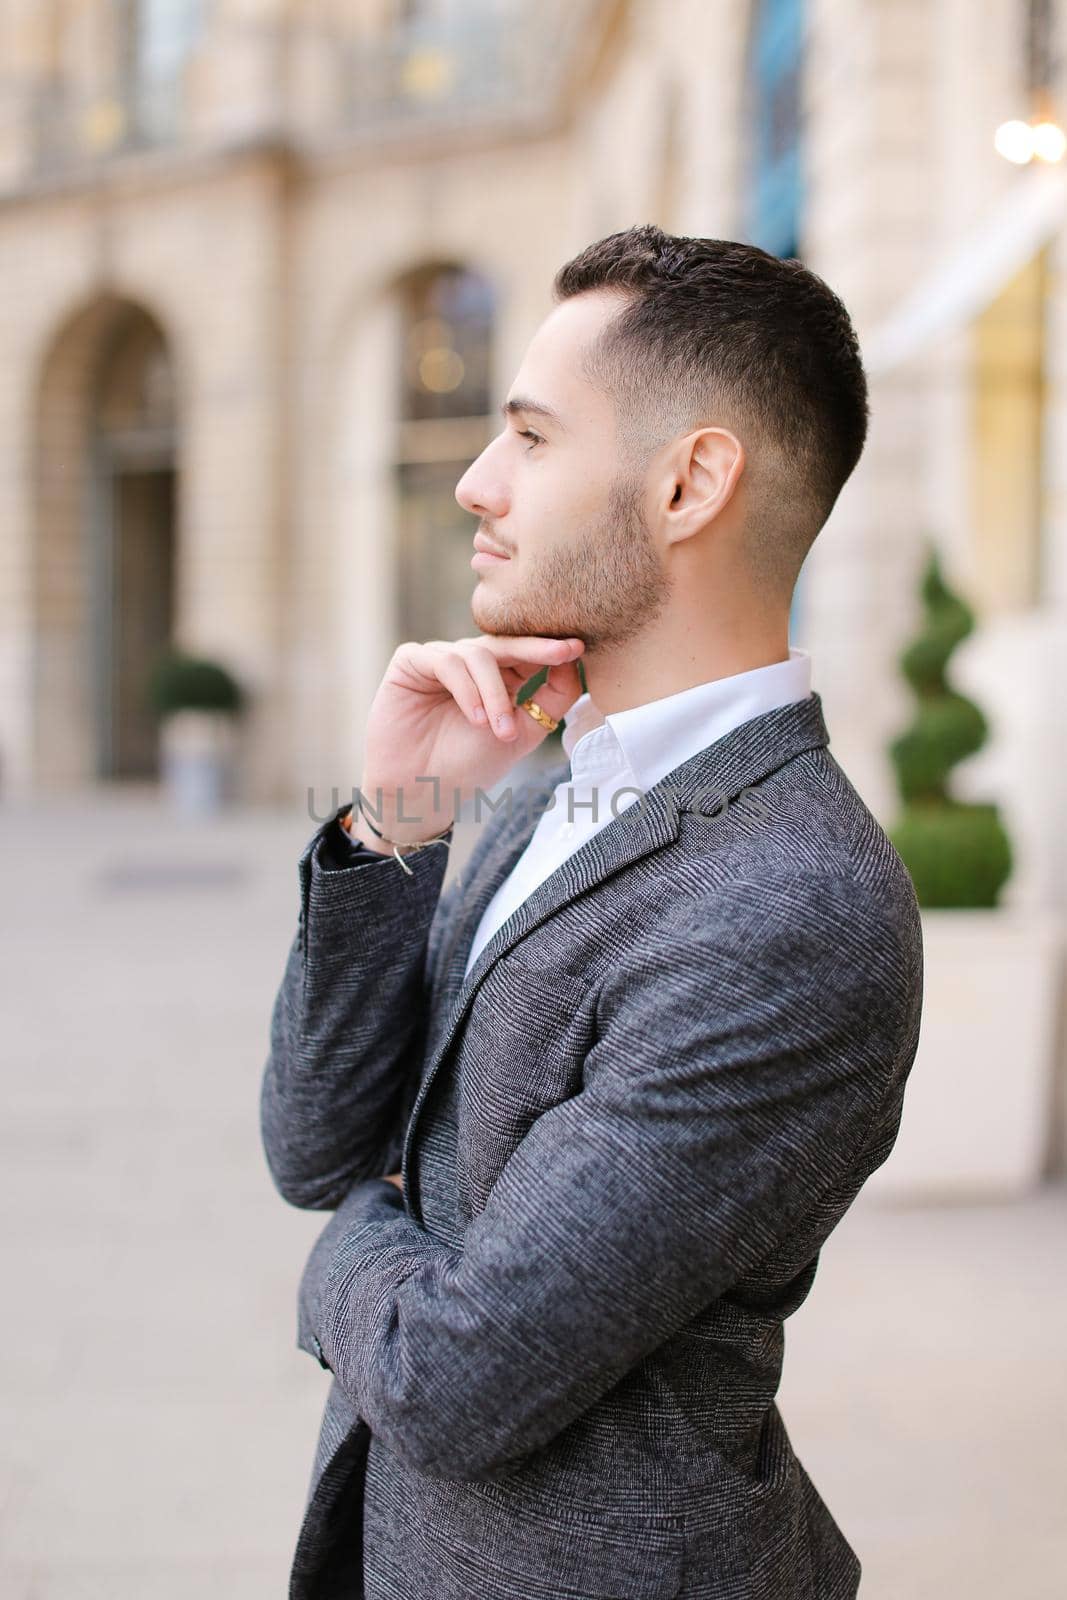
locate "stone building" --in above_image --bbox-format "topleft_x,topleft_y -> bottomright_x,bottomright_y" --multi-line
0,0 -> 1064,928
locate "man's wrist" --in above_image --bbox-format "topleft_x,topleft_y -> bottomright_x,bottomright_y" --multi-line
341,800 -> 453,855
346,792 -> 454,851
342,805 -> 398,855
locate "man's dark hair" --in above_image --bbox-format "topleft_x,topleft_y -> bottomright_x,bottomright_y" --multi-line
552,225 -> 869,599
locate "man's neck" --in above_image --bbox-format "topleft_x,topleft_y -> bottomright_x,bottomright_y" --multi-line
579,630 -> 792,716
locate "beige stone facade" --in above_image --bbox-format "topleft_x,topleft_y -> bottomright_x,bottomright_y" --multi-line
1,0 -> 1065,924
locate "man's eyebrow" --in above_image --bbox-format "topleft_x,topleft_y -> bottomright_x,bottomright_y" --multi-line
499,395 -> 567,432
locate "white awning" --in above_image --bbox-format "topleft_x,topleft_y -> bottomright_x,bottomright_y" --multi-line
862,166 -> 1067,375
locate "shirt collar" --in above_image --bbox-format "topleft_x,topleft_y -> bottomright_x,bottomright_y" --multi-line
560,647 -> 813,796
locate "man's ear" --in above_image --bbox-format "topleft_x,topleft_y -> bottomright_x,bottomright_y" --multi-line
664,427 -> 744,543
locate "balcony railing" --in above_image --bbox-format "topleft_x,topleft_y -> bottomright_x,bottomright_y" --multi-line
20,0 -> 609,180
341,0 -> 600,135
29,70 -> 188,175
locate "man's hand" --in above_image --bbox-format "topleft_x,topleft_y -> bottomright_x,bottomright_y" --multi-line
297,1178 -> 408,1371
357,634 -> 586,844
383,1172 -> 404,1192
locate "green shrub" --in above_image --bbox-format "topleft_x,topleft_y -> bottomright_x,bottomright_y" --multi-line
145,648 -> 246,718
887,542 -> 1012,907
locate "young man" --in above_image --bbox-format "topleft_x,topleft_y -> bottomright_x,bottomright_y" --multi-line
261,225 -> 924,1599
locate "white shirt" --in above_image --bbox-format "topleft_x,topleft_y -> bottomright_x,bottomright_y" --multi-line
462,647 -> 813,978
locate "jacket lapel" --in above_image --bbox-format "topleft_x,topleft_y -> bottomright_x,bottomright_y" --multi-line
400,690 -> 831,1221
432,762 -> 569,1002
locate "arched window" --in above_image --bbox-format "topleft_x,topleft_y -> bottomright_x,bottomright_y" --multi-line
393,264 -> 497,642
743,0 -> 805,262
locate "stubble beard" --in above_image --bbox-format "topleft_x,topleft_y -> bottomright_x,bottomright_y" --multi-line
470,476 -> 671,650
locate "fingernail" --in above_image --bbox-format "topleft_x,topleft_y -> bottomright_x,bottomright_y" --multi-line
496,713 -> 515,735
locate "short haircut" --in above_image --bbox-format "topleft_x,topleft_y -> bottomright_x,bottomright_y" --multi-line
552,225 -> 869,598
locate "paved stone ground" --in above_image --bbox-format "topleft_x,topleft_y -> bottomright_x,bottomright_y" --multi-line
2,787 -> 1064,1598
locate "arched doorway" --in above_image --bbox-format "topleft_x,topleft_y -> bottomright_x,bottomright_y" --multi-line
34,295 -> 179,787
91,305 -> 177,779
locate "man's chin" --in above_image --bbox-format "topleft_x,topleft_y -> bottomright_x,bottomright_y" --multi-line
471,590 -> 543,639
471,577 -> 586,643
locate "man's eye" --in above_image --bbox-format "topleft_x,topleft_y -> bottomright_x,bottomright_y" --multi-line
517,429 -> 543,450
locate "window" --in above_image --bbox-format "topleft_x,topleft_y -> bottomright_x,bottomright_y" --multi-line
123,0 -> 205,144
1027,0 -> 1056,96
394,265 -> 497,642
970,249 -> 1048,612
743,0 -> 805,260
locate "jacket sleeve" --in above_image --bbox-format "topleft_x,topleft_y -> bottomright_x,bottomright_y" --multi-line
259,801 -> 457,1210
295,869 -> 924,1480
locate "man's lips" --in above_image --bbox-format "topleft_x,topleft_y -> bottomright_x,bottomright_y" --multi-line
472,535 -> 511,567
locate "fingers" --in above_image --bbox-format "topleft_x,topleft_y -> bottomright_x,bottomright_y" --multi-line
464,645 -> 523,739
536,658 -> 584,713
468,634 -> 585,669
462,637 -> 584,739
394,636 -> 585,742
395,636 -> 582,688
418,644 -> 519,741
429,650 -> 495,731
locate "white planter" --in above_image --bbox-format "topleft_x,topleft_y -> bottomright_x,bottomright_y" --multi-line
866,906 -> 1065,1201
159,709 -> 239,815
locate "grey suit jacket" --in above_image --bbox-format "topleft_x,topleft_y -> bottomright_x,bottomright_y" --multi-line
260,690 -> 924,1600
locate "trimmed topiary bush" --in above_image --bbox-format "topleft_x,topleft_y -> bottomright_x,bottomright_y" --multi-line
145,647 -> 246,719
887,542 -> 1012,907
